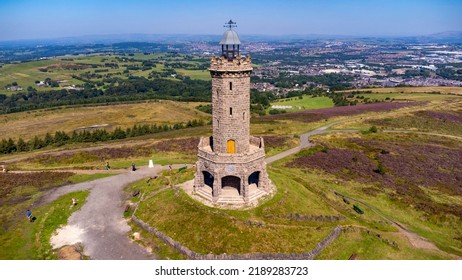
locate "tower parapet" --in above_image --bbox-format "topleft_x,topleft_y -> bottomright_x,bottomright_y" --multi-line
209,55 -> 252,73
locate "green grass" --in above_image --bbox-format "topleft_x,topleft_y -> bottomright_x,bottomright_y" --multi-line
0,191 -> 89,259
317,228 -> 450,260
128,221 -> 187,259
175,69 -> 210,80
264,136 -> 300,157
137,189 -> 335,255
270,96 -> 334,112
68,172 -> 116,184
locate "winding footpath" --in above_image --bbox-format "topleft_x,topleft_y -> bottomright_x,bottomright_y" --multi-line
29,119 -> 461,259
48,166 -> 159,259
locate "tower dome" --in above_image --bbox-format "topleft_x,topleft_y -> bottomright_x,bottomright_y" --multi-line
220,20 -> 240,60
219,30 -> 241,45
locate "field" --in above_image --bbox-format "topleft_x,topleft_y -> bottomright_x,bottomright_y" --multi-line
0,53 -> 210,95
340,86 -> 462,95
269,96 -> 334,112
263,101 -> 424,123
0,60 -> 85,94
0,100 -> 210,141
353,93 -> 462,102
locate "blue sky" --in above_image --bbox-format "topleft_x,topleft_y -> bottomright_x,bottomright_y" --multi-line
0,0 -> 461,41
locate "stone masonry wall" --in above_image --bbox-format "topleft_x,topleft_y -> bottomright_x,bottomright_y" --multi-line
212,72 -> 251,154
132,215 -> 342,260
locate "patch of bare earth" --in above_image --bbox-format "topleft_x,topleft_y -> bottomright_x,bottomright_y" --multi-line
57,244 -> 82,260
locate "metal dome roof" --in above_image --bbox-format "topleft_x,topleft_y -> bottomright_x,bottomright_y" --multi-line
219,30 -> 241,45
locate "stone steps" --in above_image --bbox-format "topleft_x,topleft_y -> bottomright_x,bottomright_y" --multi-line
195,187 -> 212,201
217,196 -> 245,204
195,186 -> 269,205
247,188 -> 267,202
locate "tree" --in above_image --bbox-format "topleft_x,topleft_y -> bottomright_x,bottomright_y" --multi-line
6,138 -> 17,153
111,127 -> 126,140
44,133 -> 54,146
54,131 -> 70,146
31,136 -> 44,150
16,137 -> 27,152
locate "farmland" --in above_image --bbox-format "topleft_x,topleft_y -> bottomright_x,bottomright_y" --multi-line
270,96 -> 334,112
0,53 -> 211,96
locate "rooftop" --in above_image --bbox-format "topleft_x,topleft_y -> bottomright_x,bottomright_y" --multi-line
219,30 -> 241,45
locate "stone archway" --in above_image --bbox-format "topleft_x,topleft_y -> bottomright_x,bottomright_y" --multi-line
248,171 -> 260,187
202,171 -> 214,189
221,176 -> 241,195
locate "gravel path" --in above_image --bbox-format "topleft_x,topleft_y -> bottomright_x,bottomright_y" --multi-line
49,165 -> 161,259
266,121 -> 356,163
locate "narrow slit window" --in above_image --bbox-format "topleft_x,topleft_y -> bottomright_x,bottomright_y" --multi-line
229,82 -> 232,91
243,111 -> 245,120
230,107 -> 233,115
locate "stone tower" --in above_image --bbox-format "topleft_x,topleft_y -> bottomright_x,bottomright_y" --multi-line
194,20 -> 271,205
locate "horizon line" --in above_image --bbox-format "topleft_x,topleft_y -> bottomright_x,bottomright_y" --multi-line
1,30 -> 462,44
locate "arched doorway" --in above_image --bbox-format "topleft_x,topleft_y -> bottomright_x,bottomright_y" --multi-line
202,171 -> 214,189
221,176 -> 241,195
248,171 -> 260,187
227,139 -> 235,154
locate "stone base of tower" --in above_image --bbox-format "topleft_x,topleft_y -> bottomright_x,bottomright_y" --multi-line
193,136 -> 272,206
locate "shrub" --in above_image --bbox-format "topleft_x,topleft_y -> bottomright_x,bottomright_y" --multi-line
369,126 -> 378,133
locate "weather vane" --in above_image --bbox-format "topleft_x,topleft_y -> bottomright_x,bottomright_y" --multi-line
224,20 -> 237,30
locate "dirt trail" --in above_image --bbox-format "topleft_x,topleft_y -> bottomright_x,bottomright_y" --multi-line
48,166 -> 159,259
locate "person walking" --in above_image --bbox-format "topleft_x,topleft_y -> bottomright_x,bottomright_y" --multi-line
105,161 -> 110,170
26,209 -> 32,222
131,162 -> 136,172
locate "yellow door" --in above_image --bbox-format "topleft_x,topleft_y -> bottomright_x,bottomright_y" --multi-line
227,140 -> 235,154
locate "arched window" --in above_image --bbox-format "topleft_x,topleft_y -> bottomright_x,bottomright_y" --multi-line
227,139 -> 235,154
